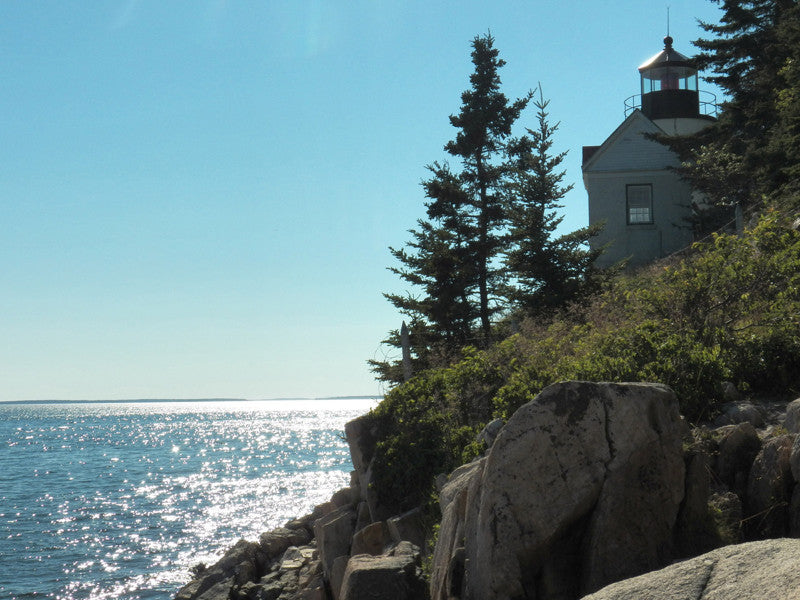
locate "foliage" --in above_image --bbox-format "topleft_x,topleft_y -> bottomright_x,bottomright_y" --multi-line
366,6 -> 800,572
665,0 -> 800,212
380,218 -> 477,363
375,35 -> 603,383
373,34 -> 529,381
442,32 -> 534,344
363,340 -> 522,511
425,32 -> 530,345
366,212 -> 800,518
503,87 -> 605,315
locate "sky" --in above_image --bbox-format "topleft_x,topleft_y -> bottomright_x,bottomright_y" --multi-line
0,1 -> 724,401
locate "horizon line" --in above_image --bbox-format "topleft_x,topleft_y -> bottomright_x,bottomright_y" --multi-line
0,395 -> 384,405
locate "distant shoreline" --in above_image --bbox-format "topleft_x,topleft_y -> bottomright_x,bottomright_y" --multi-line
0,396 -> 383,405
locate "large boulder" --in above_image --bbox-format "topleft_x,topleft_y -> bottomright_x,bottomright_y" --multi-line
330,485 -> 359,509
790,433 -> 800,482
345,413 -> 408,523
175,539 -> 263,600
344,414 -> 378,477
477,418 -> 504,449
714,422 -> 762,497
713,401 -> 765,428
387,507 -> 425,548
259,527 -> 311,561
675,449 -> 714,556
784,398 -> 800,433
580,538 -> 800,600
339,548 -> 427,600
791,485 -> 800,536
745,434 -> 796,537
351,521 -> 389,556
430,458 -> 485,600
314,506 -> 357,580
445,382 -> 686,600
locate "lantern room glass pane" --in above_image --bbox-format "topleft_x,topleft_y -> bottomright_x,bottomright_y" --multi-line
641,66 -> 698,94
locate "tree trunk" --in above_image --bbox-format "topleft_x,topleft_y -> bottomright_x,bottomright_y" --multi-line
476,153 -> 491,346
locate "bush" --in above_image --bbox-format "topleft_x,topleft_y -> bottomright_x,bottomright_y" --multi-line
367,210 -> 800,531
363,367 -> 490,513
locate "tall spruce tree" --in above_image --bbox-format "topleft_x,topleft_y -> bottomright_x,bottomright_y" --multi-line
666,0 -> 800,214
429,33 -> 531,345
769,0 -> 800,201
371,33 -> 529,383
373,34 -> 606,384
697,0 -> 796,203
503,88 -> 603,315
374,213 -> 476,380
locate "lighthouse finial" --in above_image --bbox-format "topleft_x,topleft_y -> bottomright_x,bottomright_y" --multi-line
664,6 -> 673,50
667,5 -> 670,37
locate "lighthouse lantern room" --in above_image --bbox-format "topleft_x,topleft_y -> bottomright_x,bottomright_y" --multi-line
639,36 -> 699,119
583,36 -> 717,269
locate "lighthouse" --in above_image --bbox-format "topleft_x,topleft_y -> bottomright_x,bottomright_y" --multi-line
583,36 -> 716,269
635,35 -> 716,134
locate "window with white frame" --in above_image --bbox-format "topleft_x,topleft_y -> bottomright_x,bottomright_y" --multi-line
627,184 -> 653,224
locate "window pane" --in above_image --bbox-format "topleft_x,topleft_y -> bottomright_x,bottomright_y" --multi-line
628,188 -> 649,207
629,207 -> 652,223
627,184 -> 653,223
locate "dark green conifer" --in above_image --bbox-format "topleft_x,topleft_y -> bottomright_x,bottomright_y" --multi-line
373,34 -> 606,384
503,88 -> 603,315
668,0 -> 800,213
430,32 -> 530,345
372,33 -> 530,382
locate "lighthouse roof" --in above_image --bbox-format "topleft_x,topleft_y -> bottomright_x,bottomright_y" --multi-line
638,36 -> 693,72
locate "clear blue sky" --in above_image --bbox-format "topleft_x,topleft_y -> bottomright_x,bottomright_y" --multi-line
0,1 -> 723,401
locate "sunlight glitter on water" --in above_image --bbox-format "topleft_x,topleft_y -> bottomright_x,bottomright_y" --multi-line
0,398 -> 379,600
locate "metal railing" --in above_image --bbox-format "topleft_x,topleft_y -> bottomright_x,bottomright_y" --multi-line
623,90 -> 718,118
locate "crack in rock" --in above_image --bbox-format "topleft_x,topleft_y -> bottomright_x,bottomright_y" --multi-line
696,557 -> 717,600
601,397 -> 616,477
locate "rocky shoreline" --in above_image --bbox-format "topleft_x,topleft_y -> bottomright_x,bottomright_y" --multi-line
174,381 -> 800,600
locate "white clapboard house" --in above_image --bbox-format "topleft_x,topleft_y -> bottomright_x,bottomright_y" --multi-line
583,36 -> 717,269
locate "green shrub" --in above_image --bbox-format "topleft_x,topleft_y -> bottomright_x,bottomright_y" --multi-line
367,210 -> 800,538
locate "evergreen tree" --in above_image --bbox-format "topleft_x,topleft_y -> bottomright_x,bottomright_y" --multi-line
371,33 -> 529,383
373,34 -> 607,384
369,164 -> 478,383
696,0 -> 796,202
503,88 -> 604,315
429,33 -> 531,344
769,0 -> 800,201
385,217 -> 476,347
667,0 -> 800,214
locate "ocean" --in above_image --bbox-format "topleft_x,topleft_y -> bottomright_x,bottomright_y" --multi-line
0,398 -> 378,600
